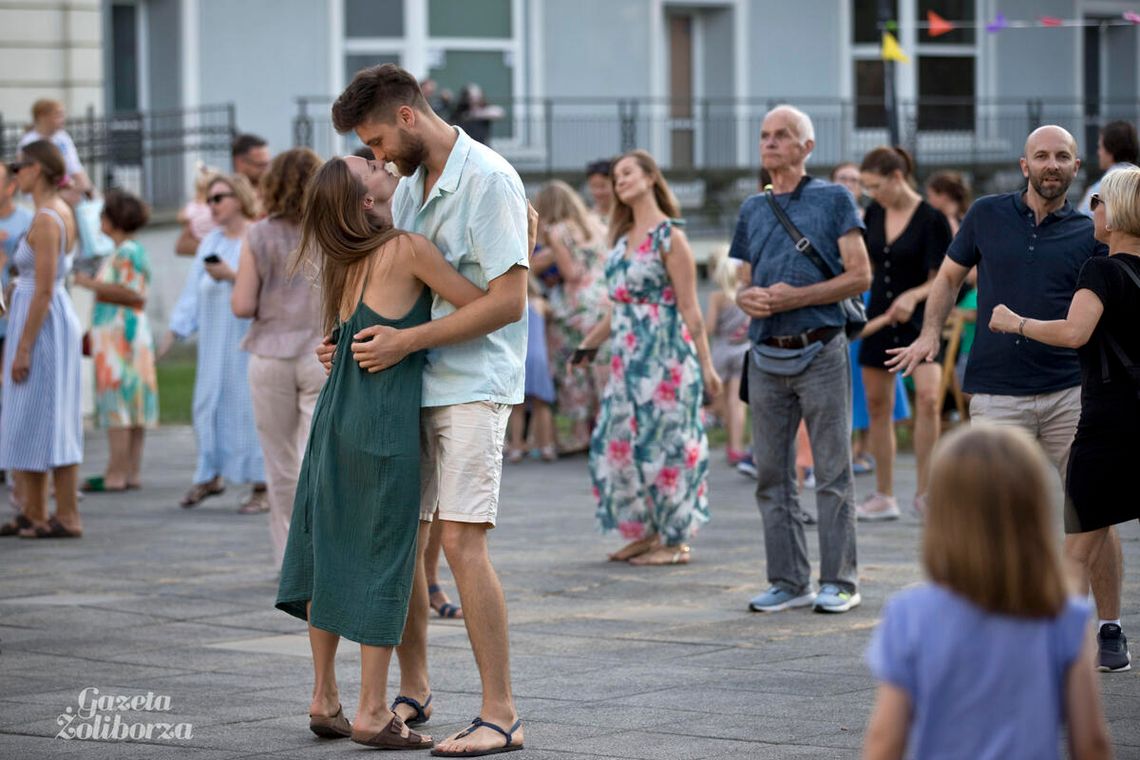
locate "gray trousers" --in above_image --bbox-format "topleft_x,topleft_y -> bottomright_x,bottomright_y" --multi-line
748,334 -> 858,594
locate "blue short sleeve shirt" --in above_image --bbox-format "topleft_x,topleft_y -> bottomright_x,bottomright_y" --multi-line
729,178 -> 864,342
948,191 -> 1108,396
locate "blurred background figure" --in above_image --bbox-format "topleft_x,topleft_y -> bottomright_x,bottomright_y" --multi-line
703,247 -> 750,466
507,278 -> 557,463
830,162 -> 862,204
0,161 -> 30,505
17,99 -> 93,204
1079,120 -> 1139,216
419,77 -> 453,117
451,83 -> 504,145
73,189 -> 157,494
531,179 -> 610,455
0,141 -> 83,538
925,171 -> 972,237
231,133 -> 271,212
585,159 -> 616,227
232,148 -> 326,567
165,173 -> 266,512
175,162 -> 221,256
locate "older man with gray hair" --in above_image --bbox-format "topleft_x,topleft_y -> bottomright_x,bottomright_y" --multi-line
729,105 -> 872,614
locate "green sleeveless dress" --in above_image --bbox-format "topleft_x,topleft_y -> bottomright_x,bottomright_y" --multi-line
276,280 -> 432,646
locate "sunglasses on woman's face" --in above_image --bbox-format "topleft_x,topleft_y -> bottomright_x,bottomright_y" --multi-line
206,192 -> 235,205
1090,193 -> 1103,212
6,161 -> 27,175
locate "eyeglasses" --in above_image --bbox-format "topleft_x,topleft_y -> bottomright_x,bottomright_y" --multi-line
1090,193 -> 1103,212
206,192 -> 235,205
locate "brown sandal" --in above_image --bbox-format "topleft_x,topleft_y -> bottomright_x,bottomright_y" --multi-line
19,516 -> 83,539
351,713 -> 433,750
309,704 -> 352,739
0,513 -> 33,536
180,479 -> 224,508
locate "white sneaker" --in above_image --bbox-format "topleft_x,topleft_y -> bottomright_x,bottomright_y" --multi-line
856,492 -> 900,522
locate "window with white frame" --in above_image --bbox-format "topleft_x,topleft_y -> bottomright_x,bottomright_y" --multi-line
851,0 -> 977,131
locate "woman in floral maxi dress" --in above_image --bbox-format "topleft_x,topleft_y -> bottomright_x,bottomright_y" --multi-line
576,150 -> 722,566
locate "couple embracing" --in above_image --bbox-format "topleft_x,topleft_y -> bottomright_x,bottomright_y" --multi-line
275,64 -> 528,756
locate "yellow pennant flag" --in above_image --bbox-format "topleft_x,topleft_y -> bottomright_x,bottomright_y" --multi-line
881,31 -> 910,63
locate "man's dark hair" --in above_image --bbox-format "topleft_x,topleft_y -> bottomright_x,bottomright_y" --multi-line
231,133 -> 268,160
586,159 -> 613,178
101,188 -> 150,233
353,145 -> 376,160
332,63 -> 427,134
1101,120 -> 1139,165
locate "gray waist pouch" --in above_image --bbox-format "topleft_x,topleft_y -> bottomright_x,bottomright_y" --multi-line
751,341 -> 824,377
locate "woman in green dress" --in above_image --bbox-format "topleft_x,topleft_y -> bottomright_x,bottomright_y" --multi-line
276,156 -> 483,749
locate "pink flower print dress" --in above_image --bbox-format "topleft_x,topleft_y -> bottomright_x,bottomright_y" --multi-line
589,220 -> 710,545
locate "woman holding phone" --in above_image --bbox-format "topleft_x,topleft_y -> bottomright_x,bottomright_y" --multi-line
166,173 -> 266,511
575,149 -> 721,566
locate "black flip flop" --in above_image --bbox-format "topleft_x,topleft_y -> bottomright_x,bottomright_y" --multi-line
430,717 -> 523,757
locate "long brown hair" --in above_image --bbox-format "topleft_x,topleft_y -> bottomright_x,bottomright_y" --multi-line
608,150 -> 680,247
262,148 -> 322,222
533,179 -> 603,247
20,139 -> 66,188
294,157 -> 404,334
923,424 -> 1069,618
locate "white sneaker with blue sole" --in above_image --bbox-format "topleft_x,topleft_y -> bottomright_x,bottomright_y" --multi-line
749,586 -> 816,613
813,584 -> 861,613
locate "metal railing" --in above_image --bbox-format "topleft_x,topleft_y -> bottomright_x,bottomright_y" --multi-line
293,96 -> 1140,174
0,104 -> 237,212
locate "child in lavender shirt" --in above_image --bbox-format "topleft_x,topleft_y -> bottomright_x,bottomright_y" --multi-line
863,424 -> 1111,760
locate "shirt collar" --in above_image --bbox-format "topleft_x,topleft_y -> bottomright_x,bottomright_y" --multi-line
1013,189 -> 1074,222
410,127 -> 472,212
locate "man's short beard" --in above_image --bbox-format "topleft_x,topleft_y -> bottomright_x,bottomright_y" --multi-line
393,133 -> 428,177
1029,171 -> 1072,201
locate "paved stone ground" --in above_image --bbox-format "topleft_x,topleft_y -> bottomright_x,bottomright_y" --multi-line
1,427 -> 1138,759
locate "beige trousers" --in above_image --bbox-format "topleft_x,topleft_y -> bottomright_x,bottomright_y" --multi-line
248,353 -> 326,566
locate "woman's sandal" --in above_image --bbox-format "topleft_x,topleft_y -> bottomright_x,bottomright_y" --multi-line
428,584 -> 462,619
19,516 -> 83,539
607,536 -> 659,562
351,712 -> 433,750
628,544 -> 691,566
0,513 -> 33,536
309,704 -> 352,738
391,693 -> 432,727
80,476 -> 128,493
180,479 -> 224,509
430,717 -> 523,757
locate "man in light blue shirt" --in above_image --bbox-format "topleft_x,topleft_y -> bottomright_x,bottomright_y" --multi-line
326,64 -> 528,757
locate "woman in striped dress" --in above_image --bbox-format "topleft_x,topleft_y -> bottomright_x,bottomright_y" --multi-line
165,173 -> 266,510
0,140 -> 84,538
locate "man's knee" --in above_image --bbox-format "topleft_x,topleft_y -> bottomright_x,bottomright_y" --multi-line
440,521 -> 490,565
1065,529 -> 1108,566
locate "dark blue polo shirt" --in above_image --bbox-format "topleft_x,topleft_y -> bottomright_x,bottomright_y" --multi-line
728,177 -> 864,343
948,191 -> 1108,396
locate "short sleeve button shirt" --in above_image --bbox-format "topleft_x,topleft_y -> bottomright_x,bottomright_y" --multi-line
947,191 -> 1108,396
728,178 -> 865,342
391,127 -> 530,408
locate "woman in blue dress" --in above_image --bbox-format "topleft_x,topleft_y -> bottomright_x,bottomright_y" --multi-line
0,140 -> 84,538
165,174 -> 266,510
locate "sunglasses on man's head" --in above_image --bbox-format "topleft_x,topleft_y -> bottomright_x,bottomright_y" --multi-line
206,192 -> 235,205
1090,193 -> 1103,212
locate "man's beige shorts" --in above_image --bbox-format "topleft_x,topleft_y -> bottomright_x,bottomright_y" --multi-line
419,401 -> 511,525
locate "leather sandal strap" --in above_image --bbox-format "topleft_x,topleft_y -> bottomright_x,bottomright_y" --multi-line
391,693 -> 431,722
457,717 -> 522,746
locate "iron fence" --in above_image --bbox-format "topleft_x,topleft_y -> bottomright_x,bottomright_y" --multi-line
293,96 -> 1140,175
0,104 -> 236,212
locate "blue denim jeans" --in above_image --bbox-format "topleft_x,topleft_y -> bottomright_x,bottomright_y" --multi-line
748,334 -> 858,594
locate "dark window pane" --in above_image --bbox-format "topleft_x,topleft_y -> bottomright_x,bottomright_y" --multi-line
917,56 -> 975,130
111,4 -> 138,112
855,59 -> 887,128
429,0 -> 511,38
853,0 -> 897,44
918,0 -> 974,44
345,53 -> 401,87
345,0 -> 404,38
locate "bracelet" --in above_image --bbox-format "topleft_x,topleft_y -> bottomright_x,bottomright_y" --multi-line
1018,317 -> 1026,337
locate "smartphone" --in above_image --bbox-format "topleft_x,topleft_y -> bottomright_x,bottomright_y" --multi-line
570,347 -> 598,364
203,254 -> 221,264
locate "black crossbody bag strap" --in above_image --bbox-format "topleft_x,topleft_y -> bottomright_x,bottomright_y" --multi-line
763,185 -> 838,280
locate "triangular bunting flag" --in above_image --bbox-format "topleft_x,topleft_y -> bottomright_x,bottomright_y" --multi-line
1040,16 -> 1063,27
881,31 -> 910,63
985,12 -> 1008,33
926,10 -> 955,37
1125,11 -> 1140,24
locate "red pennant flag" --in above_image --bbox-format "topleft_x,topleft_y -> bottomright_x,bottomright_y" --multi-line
1040,16 -> 1063,27
926,10 -> 955,37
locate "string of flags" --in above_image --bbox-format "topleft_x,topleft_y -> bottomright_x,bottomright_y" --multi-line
881,10 -> 1140,63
